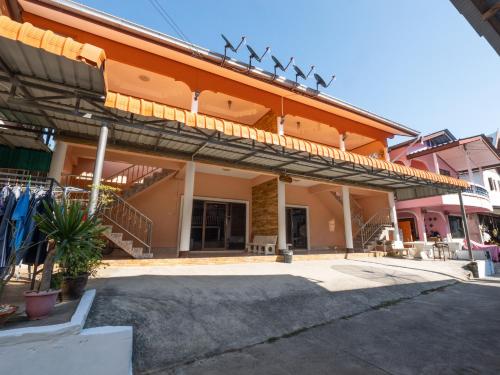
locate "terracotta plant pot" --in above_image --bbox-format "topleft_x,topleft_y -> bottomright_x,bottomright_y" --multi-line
0,304 -> 18,326
62,273 -> 89,300
24,290 -> 60,320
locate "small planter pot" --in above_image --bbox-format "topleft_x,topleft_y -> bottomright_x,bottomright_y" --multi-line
0,304 -> 18,326
24,290 -> 60,320
62,273 -> 89,300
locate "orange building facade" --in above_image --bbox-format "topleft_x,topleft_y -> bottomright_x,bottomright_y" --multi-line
0,1 -> 468,258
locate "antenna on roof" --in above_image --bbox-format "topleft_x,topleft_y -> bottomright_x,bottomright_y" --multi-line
221,34 -> 246,64
313,73 -> 335,92
293,64 -> 314,85
246,44 -> 270,71
271,55 -> 294,80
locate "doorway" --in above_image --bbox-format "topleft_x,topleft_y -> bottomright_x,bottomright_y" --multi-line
190,199 -> 246,250
286,207 -> 308,249
398,218 -> 417,242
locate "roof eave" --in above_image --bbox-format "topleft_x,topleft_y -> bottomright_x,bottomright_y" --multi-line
28,0 -> 419,137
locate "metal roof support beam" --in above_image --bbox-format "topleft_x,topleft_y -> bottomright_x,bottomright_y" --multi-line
0,57 -> 60,131
0,76 -> 457,192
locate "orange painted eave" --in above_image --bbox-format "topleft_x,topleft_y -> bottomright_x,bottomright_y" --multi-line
104,91 -> 469,189
18,0 -> 416,138
0,15 -> 105,68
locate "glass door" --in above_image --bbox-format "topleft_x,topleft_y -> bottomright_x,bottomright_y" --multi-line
286,207 -> 308,249
203,202 -> 227,249
190,200 -> 246,250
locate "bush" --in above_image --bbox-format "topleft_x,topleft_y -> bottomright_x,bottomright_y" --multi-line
35,199 -> 106,279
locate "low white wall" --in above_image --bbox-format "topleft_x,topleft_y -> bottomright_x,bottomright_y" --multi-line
0,289 -> 133,375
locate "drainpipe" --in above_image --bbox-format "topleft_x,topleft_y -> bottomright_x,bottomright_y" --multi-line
89,123 -> 108,216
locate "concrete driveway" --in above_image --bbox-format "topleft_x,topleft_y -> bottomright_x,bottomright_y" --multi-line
85,258 -> 500,374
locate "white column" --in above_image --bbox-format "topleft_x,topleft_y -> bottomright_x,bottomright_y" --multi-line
432,153 -> 440,174
89,124 -> 108,216
179,161 -> 195,254
191,91 -> 200,114
342,186 -> 353,249
277,177 -> 287,252
277,116 -> 284,136
47,141 -> 67,182
388,191 -> 400,242
339,133 -> 353,249
417,209 -> 427,242
464,145 -> 475,193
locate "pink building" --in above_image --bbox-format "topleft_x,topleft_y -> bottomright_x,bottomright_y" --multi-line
389,130 -> 500,244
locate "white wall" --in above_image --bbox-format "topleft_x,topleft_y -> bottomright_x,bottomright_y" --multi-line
0,290 -> 133,375
482,169 -> 500,207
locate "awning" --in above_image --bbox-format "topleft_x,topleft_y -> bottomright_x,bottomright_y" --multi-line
0,16 -> 468,198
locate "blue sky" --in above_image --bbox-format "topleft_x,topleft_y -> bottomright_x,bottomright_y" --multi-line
78,0 -> 500,145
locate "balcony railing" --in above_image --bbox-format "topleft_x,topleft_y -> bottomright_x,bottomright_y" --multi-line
463,183 -> 489,199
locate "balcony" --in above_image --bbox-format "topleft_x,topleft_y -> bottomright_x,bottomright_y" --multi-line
462,183 -> 489,199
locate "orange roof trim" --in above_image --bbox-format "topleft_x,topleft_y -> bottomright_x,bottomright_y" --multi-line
0,16 -> 106,68
105,91 -> 469,189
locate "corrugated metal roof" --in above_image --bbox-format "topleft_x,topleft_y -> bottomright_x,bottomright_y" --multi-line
105,91 -> 469,188
451,0 -> 500,56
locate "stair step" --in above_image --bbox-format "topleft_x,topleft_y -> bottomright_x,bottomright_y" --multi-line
110,232 -> 123,242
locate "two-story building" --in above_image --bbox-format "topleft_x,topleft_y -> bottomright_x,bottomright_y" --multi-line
0,0 -> 468,259
389,129 -> 500,244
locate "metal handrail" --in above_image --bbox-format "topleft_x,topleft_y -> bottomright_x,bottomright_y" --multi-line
463,183 -> 489,199
58,180 -> 153,254
105,164 -> 162,187
99,189 -> 153,253
354,208 -> 392,249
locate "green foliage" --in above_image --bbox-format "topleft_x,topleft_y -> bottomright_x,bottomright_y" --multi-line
35,199 -> 105,278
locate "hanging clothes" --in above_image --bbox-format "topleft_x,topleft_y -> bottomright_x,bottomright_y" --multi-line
0,186 -> 16,269
22,192 -> 51,265
11,183 -> 31,255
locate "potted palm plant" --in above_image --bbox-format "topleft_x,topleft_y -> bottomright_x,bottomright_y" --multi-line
35,199 -> 105,301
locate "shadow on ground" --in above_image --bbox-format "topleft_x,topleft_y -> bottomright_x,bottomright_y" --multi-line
86,268 -> 460,374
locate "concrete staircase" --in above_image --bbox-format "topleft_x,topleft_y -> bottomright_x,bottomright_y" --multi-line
103,225 -> 153,259
353,209 -> 392,251
121,168 -> 171,199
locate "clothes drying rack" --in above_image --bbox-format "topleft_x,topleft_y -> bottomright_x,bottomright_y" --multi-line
0,169 -> 63,289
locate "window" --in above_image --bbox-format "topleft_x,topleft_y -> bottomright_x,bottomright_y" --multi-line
488,177 -> 495,191
439,169 -> 451,176
448,216 -> 465,239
